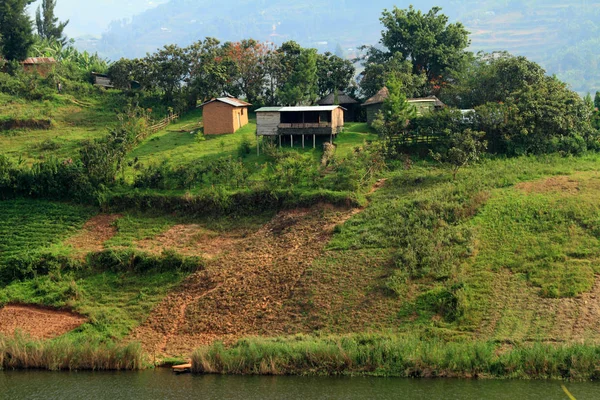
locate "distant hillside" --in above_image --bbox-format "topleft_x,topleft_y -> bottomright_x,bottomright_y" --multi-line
77,0 -> 600,94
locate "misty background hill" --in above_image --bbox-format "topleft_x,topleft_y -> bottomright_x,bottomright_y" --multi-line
58,0 -> 600,94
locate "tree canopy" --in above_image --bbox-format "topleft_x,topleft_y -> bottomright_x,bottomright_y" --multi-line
0,0 -> 35,61
36,0 -> 69,45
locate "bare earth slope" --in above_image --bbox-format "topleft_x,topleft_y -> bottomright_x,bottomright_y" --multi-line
130,205 -> 360,356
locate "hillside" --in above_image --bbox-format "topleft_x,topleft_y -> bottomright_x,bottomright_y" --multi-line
80,0 -> 600,94
3,100 -> 600,364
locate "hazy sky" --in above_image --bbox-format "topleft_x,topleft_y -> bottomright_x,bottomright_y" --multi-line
27,0 -> 168,37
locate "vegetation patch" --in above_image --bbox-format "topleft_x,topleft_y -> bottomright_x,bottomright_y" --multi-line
191,333 -> 600,380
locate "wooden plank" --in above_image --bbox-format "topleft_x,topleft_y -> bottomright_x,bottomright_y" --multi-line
172,363 -> 192,373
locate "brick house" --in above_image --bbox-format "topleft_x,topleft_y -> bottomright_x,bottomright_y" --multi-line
200,97 -> 251,135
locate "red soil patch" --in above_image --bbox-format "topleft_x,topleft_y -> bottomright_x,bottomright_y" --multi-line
0,305 -> 86,340
515,176 -> 580,195
65,214 -> 121,254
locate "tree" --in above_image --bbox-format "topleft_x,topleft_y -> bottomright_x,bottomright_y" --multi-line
366,6 -> 470,92
316,52 -> 355,98
372,75 -> 416,138
431,129 -> 487,180
107,58 -> 134,90
359,53 -> 427,100
277,45 -> 318,106
146,44 -> 189,103
443,52 -> 546,109
35,0 -> 69,45
187,37 -> 231,105
0,0 -> 35,61
223,39 -> 269,104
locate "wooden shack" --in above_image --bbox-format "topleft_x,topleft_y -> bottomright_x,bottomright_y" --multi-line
200,97 -> 251,135
21,57 -> 56,77
256,105 -> 345,149
91,73 -> 114,88
317,90 -> 359,122
362,88 -> 446,125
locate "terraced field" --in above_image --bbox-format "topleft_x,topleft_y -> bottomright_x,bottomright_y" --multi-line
0,200 -> 95,264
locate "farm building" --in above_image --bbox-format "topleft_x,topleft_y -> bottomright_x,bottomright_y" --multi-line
200,97 -> 252,135
21,57 -> 56,76
317,90 -> 359,122
255,105 -> 345,149
362,88 -> 446,125
91,73 -> 114,88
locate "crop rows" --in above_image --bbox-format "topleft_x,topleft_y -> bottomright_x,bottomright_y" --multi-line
0,200 -> 95,265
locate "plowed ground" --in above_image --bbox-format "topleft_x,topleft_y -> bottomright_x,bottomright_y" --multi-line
0,305 -> 86,339
130,205 -> 369,356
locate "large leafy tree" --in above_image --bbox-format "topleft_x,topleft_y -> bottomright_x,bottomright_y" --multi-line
187,37 -> 232,104
0,0 -> 35,61
276,42 -> 318,106
36,0 -> 69,45
316,52 -> 355,98
223,39 -> 269,104
145,44 -> 189,103
359,53 -> 427,100
379,6 -> 471,83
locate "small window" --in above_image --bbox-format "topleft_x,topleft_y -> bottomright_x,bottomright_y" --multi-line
241,108 -> 245,116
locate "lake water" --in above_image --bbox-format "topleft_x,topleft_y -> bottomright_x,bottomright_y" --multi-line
2,368 -> 599,399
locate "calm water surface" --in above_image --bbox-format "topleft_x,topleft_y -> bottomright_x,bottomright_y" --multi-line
2,368 -> 600,399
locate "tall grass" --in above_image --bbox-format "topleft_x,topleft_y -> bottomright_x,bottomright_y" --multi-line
191,334 -> 600,380
0,334 -> 144,371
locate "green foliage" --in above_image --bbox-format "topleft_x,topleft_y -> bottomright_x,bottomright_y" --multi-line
359,54 -> 427,100
0,199 -> 93,267
371,75 -> 416,138
277,44 -> 318,106
316,52 -> 355,98
35,0 -> 69,45
192,333 -> 600,380
0,334 -> 143,371
0,0 -> 35,61
430,129 -> 487,180
378,6 -> 471,85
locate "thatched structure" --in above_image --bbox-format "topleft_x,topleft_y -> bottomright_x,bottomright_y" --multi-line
318,90 -> 359,122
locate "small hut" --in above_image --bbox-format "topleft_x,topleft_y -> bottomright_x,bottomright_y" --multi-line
21,57 -> 56,77
362,88 -> 446,125
362,87 -> 389,125
91,73 -> 114,88
200,96 -> 251,135
317,90 -> 359,122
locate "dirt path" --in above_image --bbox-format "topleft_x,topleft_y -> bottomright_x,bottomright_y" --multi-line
0,305 -> 87,339
65,214 -> 121,254
130,203 -> 368,357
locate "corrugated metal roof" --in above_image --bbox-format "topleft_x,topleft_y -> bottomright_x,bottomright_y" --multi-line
22,57 -> 56,65
280,106 -> 344,112
255,107 -> 283,112
256,105 -> 346,112
200,97 -> 251,108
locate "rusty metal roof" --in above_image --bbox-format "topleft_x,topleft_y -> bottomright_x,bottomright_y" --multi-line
22,57 -> 57,65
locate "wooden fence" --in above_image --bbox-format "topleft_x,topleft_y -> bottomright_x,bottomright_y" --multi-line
148,112 -> 179,134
